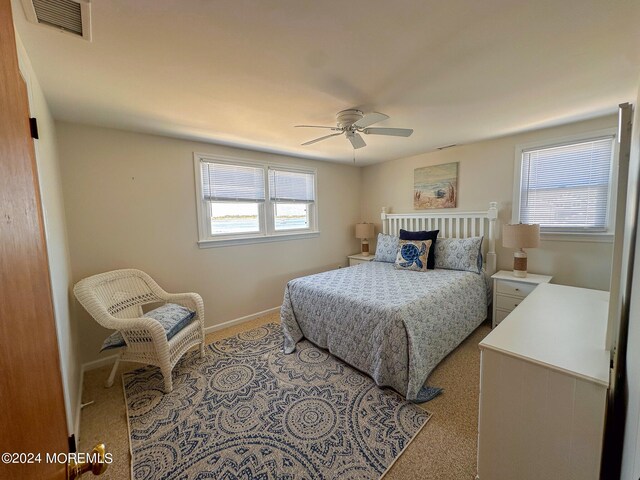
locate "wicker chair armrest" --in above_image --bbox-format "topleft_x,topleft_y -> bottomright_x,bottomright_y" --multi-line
162,293 -> 204,317
161,292 -> 205,341
117,317 -> 171,352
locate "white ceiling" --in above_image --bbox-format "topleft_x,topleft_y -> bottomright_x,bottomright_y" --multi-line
12,0 -> 640,165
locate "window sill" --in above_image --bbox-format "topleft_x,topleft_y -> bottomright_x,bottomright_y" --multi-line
198,230 -> 320,248
540,232 -> 614,243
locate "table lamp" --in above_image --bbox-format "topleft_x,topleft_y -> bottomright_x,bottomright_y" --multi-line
355,223 -> 375,256
502,223 -> 540,277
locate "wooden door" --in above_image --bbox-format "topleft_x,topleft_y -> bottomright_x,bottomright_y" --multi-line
0,0 -> 69,478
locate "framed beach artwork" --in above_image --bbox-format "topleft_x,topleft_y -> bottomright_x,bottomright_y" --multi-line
414,162 -> 458,209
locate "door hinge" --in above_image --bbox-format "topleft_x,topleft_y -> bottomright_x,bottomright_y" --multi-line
610,346 -> 616,369
29,117 -> 39,139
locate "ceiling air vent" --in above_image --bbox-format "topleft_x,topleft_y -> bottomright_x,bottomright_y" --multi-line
20,0 -> 92,41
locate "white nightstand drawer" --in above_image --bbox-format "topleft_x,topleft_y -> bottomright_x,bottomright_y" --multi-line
496,280 -> 536,298
348,253 -> 375,267
494,308 -> 511,326
496,294 -> 524,312
350,258 -> 369,266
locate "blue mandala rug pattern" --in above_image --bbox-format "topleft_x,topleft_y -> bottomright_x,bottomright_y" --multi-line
123,323 -> 431,479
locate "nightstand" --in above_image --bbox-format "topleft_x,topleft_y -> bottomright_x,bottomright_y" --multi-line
491,270 -> 552,328
348,253 -> 375,266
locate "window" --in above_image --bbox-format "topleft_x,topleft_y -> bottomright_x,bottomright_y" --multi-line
269,168 -> 315,231
195,154 -> 318,246
513,130 -> 616,237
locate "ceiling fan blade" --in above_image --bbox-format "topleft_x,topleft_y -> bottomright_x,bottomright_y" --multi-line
354,112 -> 389,128
348,133 -> 366,149
363,127 -> 413,137
295,125 -> 340,130
301,132 -> 343,146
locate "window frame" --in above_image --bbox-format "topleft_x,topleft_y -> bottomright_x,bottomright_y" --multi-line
194,153 -> 319,247
512,128 -> 618,243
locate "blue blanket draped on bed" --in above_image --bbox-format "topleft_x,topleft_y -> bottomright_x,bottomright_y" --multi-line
281,261 -> 488,400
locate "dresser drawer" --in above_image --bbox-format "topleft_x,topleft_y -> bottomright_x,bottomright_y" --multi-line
494,308 -> 511,326
496,279 -> 536,298
496,294 -> 524,312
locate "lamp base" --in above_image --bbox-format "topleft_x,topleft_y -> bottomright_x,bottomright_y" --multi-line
361,239 -> 370,256
513,250 -> 527,277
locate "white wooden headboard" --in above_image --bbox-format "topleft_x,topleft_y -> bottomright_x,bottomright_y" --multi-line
381,202 -> 498,275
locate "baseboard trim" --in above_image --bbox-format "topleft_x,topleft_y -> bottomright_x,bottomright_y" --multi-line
81,353 -> 121,372
74,366 -> 84,443
204,306 -> 281,335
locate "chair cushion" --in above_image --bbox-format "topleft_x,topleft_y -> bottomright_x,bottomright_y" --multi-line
100,303 -> 196,351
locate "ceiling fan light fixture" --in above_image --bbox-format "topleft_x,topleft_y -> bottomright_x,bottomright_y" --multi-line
297,109 -> 413,149
336,109 -> 364,128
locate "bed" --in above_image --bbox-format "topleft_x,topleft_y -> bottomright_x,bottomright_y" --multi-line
281,203 -> 498,401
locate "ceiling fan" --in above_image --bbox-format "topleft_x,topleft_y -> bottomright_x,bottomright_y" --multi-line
296,109 -> 413,149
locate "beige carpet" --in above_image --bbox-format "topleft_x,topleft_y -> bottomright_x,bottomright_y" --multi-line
79,312 -> 490,479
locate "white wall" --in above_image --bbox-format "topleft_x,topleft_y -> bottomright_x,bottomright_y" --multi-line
15,35 -> 80,437
55,122 -> 362,365
361,115 -> 617,290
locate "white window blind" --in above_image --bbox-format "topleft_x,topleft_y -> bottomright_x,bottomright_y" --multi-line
519,136 -> 614,231
201,161 -> 265,202
268,168 -> 315,203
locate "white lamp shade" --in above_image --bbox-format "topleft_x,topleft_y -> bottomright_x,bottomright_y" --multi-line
355,223 -> 375,239
502,223 -> 540,249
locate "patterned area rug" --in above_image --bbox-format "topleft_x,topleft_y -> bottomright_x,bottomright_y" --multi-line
123,323 -> 431,479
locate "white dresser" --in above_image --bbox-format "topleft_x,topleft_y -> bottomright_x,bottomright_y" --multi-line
477,283 -> 610,480
491,270 -> 552,328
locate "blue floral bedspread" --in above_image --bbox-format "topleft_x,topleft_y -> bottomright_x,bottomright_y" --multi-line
281,261 -> 488,400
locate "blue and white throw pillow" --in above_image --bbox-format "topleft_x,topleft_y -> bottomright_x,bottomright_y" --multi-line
373,233 -> 399,263
101,303 -> 196,351
399,229 -> 439,269
394,239 -> 432,272
434,236 -> 484,273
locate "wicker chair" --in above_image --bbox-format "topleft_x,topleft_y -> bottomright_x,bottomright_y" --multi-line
74,269 -> 205,393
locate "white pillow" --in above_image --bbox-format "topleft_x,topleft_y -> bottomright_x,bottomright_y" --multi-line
373,233 -> 399,263
434,236 -> 484,273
